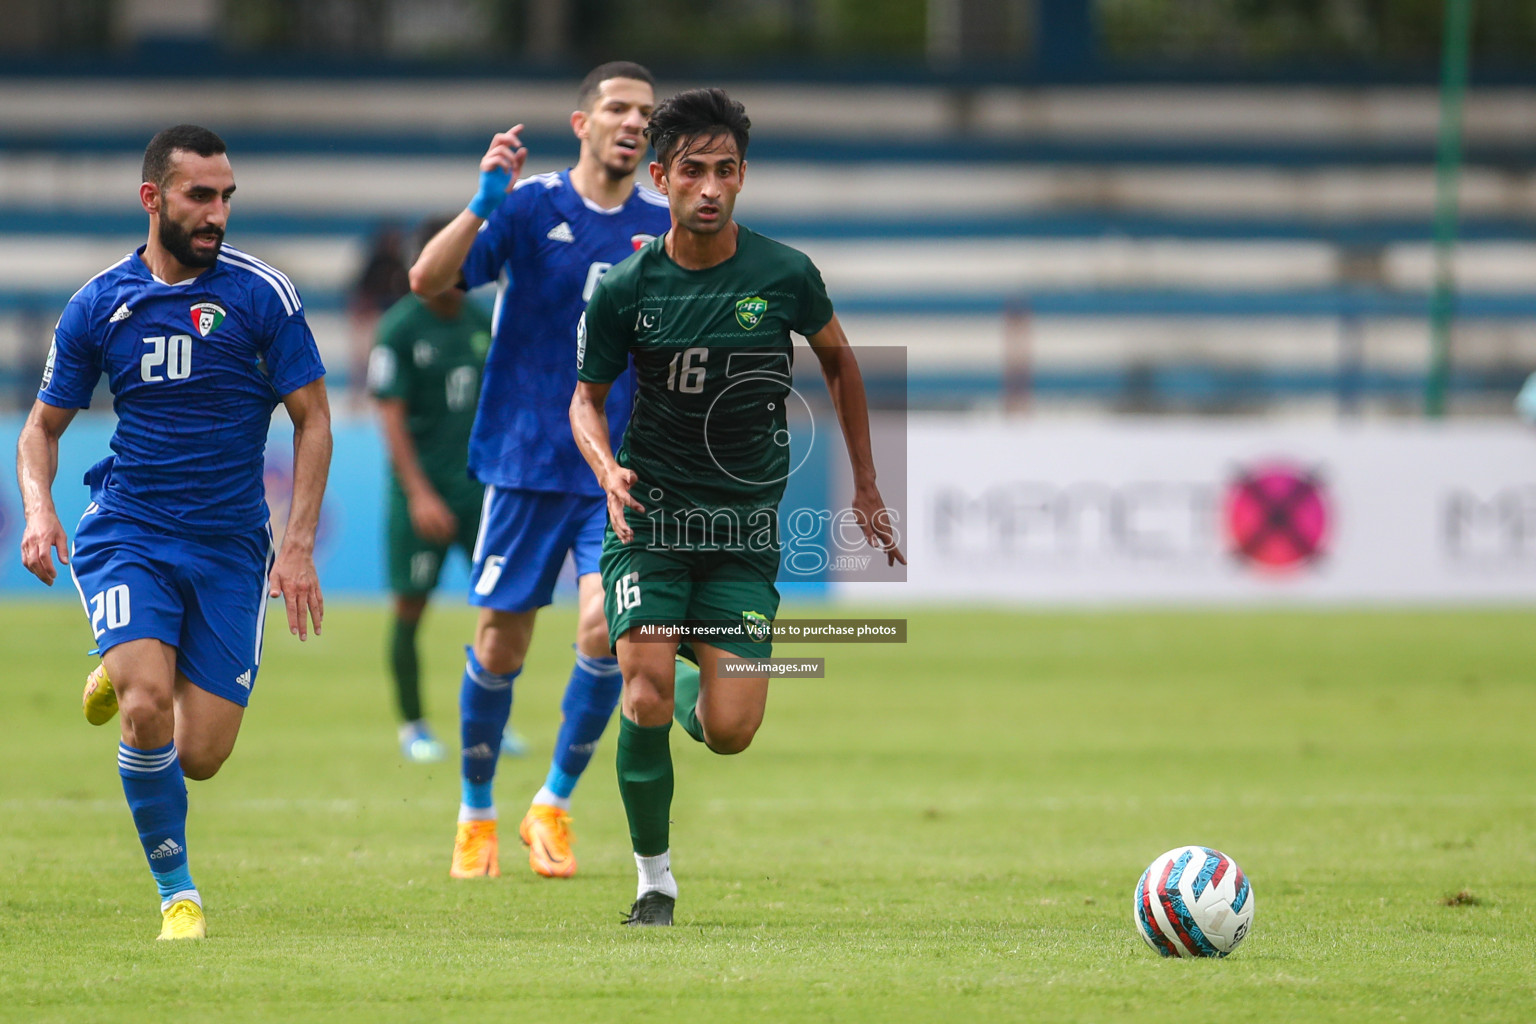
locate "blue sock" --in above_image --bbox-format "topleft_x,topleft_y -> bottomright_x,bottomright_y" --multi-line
544,652 -> 623,800
118,741 -> 197,908
460,646 -> 517,815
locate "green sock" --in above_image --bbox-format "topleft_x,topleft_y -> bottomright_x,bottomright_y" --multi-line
672,658 -> 705,744
389,615 -> 422,723
616,717 -> 673,856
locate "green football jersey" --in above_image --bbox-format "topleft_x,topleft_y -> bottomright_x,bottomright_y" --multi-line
578,226 -> 834,540
368,293 -> 491,505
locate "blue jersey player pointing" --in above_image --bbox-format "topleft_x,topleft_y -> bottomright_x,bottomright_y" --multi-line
410,62 -> 670,879
15,125 -> 331,940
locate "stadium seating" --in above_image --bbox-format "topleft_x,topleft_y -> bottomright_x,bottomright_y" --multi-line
3,79 -> 1534,413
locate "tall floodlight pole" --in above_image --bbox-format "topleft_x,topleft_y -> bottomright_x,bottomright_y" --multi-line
1427,0 -> 1474,418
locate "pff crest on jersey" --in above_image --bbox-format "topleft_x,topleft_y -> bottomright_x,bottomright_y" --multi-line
735,296 -> 768,330
190,302 -> 226,337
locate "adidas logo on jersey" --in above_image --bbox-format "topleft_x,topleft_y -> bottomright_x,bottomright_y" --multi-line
149,838 -> 184,860
547,222 -> 575,243
235,669 -> 252,690
109,303 -> 133,323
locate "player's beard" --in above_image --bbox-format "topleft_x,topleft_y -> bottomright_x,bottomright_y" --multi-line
603,156 -> 637,182
602,139 -> 644,182
159,216 -> 224,268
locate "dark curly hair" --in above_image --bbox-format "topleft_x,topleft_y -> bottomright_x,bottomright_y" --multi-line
645,88 -> 750,169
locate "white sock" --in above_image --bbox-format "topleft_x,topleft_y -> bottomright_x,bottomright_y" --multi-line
532,786 -> 570,811
162,889 -> 201,911
458,804 -> 497,823
635,850 -> 677,900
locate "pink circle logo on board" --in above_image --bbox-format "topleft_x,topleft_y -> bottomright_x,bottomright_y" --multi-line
1223,462 -> 1330,572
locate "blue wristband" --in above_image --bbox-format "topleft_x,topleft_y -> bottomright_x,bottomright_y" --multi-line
468,167 -> 512,218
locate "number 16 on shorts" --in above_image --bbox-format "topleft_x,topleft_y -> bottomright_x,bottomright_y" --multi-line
614,572 -> 641,610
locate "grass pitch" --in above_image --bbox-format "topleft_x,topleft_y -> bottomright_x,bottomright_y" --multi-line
1,602 -> 1533,1022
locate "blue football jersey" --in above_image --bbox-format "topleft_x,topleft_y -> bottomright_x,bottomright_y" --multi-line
38,244 -> 326,534
461,169 -> 670,495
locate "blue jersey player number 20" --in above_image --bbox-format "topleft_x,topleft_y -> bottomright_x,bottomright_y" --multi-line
15,125 -> 331,942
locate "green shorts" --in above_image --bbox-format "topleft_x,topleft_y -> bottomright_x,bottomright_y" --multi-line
600,532 -> 781,660
386,482 -> 484,596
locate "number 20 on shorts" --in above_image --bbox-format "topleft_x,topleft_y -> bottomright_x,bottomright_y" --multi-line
89,584 -> 131,638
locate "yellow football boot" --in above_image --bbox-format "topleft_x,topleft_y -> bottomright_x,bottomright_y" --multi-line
82,664 -> 118,726
157,899 -> 207,941
450,819 -> 499,878
519,803 -> 576,878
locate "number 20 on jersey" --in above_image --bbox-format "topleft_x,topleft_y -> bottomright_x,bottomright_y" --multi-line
140,335 -> 192,382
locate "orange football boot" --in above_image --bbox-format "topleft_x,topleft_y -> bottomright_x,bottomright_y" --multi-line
450,819 -> 500,878
519,804 -> 576,878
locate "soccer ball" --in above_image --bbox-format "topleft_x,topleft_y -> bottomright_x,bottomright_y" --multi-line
1133,846 -> 1254,957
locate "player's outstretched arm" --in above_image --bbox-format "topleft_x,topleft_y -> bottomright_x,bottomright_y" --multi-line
15,400 -> 77,586
806,315 -> 905,566
571,380 -> 644,542
408,126 -> 528,299
271,379 -> 332,640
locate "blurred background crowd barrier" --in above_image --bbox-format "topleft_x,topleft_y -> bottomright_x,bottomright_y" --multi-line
1,0 -> 1534,601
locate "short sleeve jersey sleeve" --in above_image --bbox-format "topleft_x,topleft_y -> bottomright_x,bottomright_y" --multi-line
366,304 -> 413,401
460,188 -> 529,290
576,270 -> 633,384
794,255 -> 835,338
265,313 -> 325,396
38,294 -> 101,409
259,294 -> 326,397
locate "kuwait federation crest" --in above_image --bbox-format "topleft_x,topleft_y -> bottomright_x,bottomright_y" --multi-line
735,296 -> 768,330
190,302 -> 226,337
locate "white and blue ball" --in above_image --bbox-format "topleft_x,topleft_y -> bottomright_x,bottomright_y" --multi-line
1133,846 -> 1254,958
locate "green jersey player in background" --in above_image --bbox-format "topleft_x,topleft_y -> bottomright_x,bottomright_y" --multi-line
571,87 -> 904,925
368,216 -> 494,762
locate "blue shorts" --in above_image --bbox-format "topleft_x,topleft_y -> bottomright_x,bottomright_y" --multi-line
70,503 -> 274,707
468,487 -> 606,613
